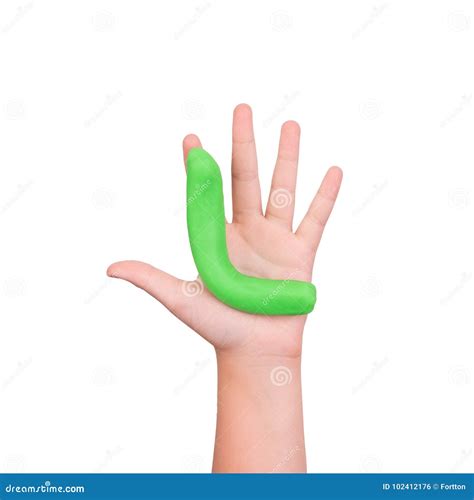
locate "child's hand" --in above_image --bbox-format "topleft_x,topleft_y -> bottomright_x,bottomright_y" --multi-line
107,104 -> 342,360
107,104 -> 343,472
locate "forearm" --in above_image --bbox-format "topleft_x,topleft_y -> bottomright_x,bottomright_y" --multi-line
212,352 -> 306,473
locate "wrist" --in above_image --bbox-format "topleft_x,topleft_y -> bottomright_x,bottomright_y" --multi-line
213,351 -> 306,472
215,352 -> 303,419
216,350 -> 301,384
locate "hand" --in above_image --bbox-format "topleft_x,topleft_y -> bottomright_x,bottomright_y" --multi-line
107,104 -> 342,360
107,103 -> 343,472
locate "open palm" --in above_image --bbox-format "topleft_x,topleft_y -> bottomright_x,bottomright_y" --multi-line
107,104 -> 342,359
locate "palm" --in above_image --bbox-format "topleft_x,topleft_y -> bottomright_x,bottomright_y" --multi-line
108,104 -> 342,358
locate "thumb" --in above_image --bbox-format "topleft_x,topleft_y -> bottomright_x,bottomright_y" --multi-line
106,260 -> 204,325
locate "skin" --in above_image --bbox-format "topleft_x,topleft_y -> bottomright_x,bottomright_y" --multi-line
107,104 -> 343,472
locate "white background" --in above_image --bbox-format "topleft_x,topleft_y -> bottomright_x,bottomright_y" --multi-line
0,0 -> 473,473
